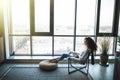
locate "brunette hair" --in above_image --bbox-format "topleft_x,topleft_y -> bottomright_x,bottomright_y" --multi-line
84,37 -> 97,51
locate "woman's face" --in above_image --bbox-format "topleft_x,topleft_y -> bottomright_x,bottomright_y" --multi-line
84,39 -> 87,46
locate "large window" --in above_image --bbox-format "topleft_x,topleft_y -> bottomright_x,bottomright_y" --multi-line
5,0 -> 118,56
35,0 -> 50,32
32,36 -> 52,55
54,0 -> 75,35
99,0 -> 115,33
54,37 -> 73,54
76,0 -> 96,35
9,0 -> 30,55
10,0 -> 30,34
12,36 -> 30,55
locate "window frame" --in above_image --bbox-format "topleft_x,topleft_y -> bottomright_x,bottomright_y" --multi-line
30,0 -> 54,36
6,0 -> 120,56
96,0 -> 116,36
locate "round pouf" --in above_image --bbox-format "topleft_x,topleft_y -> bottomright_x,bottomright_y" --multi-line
39,60 -> 58,71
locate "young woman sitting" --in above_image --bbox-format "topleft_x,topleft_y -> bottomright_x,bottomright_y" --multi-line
49,37 -> 97,64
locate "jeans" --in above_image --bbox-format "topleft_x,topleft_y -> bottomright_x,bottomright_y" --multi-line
58,52 -> 79,61
58,53 -> 70,61
58,52 -> 72,61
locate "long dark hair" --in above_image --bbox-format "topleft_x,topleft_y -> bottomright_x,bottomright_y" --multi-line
85,37 -> 97,65
84,37 -> 97,51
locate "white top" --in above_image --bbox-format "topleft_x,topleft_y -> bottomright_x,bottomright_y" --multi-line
70,49 -> 91,64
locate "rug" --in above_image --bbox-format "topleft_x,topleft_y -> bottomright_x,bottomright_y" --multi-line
0,66 -> 93,80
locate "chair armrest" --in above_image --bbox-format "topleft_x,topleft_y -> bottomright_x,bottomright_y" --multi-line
69,57 -> 80,62
68,57 -> 86,64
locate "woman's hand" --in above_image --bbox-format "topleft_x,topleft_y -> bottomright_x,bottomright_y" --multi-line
70,51 -> 79,56
72,52 -> 80,56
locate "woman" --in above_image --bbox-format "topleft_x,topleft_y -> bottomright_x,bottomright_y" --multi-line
49,37 -> 97,64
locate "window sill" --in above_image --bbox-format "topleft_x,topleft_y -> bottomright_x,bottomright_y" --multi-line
5,55 -> 115,63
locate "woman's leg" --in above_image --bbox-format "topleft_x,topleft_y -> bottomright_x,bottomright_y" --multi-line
49,53 -> 70,63
58,53 -> 70,61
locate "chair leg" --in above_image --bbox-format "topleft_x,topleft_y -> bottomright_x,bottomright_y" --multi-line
68,58 -> 70,74
86,63 -> 89,76
68,58 -> 89,76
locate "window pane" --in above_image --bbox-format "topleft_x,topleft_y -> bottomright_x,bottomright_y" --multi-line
11,0 -> 30,34
76,0 -> 96,35
117,14 -> 120,51
116,36 -> 120,52
76,37 -> 94,53
96,37 -> 113,54
32,36 -> 52,55
54,37 -> 73,54
118,14 -> 120,35
12,36 -> 30,54
54,0 -> 75,35
35,0 -> 50,32
99,0 -> 115,33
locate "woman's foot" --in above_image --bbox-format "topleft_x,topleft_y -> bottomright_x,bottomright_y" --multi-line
49,59 -> 59,63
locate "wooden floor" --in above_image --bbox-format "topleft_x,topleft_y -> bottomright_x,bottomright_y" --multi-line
0,63 -> 114,80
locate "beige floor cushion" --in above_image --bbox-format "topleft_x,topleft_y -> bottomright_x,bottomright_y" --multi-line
39,60 -> 58,71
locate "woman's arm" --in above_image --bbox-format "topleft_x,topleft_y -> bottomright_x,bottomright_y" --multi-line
70,51 -> 80,57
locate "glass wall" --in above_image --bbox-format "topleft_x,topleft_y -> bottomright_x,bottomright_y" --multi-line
99,0 -> 115,33
32,36 -> 52,55
5,0 -> 118,56
10,0 -> 30,34
54,37 -> 73,54
12,36 -> 30,55
35,0 -> 50,32
54,0 -> 75,35
76,0 -> 96,35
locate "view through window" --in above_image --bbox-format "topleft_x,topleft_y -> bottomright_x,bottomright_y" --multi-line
99,0 -> 115,33
35,0 -> 50,32
6,0 -> 116,55
76,0 -> 96,35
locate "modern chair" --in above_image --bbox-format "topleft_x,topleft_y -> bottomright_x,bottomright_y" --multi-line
68,50 -> 94,76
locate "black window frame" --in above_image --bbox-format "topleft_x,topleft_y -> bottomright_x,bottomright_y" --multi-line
6,0 -> 120,56
30,0 -> 54,36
